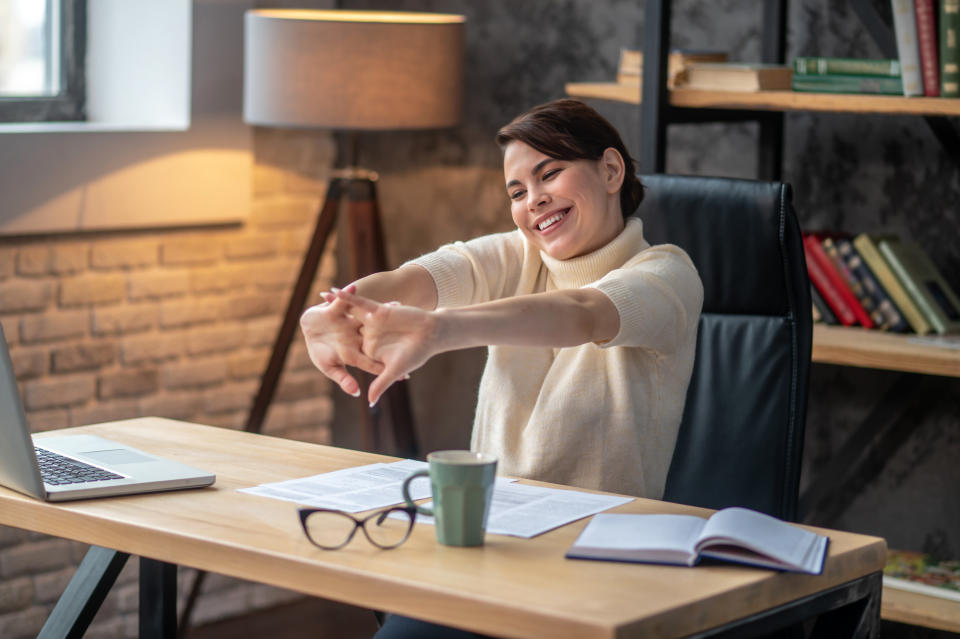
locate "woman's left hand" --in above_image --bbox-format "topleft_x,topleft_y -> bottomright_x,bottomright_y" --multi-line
334,288 -> 440,406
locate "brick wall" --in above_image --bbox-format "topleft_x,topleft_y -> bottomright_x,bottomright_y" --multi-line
0,128 -> 338,638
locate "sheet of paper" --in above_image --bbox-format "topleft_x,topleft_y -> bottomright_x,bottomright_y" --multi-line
404,481 -> 633,538
239,459 -> 431,512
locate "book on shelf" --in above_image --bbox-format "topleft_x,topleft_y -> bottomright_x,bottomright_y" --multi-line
673,63 -> 793,92
803,234 -> 876,328
884,549 -> 960,602
915,0 -> 940,96
616,48 -> 728,88
803,235 -> 859,326
943,0 -> 960,96
810,285 -> 839,325
566,507 -> 829,575
792,73 -> 904,94
890,0 -> 925,95
793,56 -> 901,77
877,236 -> 960,334
834,237 -> 910,332
821,236 -> 887,328
853,233 -> 933,334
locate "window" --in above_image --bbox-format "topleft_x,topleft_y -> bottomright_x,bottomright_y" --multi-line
0,0 -> 86,122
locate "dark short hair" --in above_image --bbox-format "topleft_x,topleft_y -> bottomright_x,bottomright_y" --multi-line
495,99 -> 644,218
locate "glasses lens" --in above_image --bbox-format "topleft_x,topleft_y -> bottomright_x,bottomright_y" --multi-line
364,509 -> 413,548
302,510 -> 358,549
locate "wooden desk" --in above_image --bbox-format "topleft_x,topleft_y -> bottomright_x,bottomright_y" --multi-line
1,418 -> 887,639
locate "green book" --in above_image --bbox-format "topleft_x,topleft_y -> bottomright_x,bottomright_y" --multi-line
854,234 -> 932,335
793,57 -> 901,77
942,0 -> 960,97
792,74 -> 904,94
877,237 -> 960,335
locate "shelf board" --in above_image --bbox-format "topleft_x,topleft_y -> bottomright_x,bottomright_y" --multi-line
564,82 -> 960,116
812,325 -> 960,377
882,585 -> 960,633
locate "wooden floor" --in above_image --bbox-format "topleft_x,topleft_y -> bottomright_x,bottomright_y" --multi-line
186,598 -> 380,639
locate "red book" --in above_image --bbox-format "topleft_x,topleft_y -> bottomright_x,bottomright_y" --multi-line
915,0 -> 941,96
802,235 -> 875,328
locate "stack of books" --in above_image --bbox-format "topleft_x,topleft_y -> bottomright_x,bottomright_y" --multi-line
673,62 -> 793,92
803,232 -> 960,335
795,0 -> 958,97
792,57 -> 905,95
615,49 -> 795,93
615,48 -> 728,90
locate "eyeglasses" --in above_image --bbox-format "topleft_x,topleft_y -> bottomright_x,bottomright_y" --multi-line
298,506 -> 417,550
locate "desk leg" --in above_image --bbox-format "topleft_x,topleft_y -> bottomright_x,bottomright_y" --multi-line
140,557 -> 178,639
696,571 -> 881,638
809,571 -> 881,638
38,546 -> 130,639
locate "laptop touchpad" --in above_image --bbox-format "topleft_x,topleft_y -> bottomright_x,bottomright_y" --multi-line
81,449 -> 156,465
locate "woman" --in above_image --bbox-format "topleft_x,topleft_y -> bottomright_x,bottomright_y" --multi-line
301,98 -> 703,639
302,98 -> 702,500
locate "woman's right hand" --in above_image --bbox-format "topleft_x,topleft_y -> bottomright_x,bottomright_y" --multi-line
332,288 -> 440,407
299,284 -> 385,397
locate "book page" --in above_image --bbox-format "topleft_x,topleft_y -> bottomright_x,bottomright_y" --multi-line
696,507 -> 825,572
569,513 -> 706,564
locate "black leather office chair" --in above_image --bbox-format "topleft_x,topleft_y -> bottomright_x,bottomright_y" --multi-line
640,174 -> 812,522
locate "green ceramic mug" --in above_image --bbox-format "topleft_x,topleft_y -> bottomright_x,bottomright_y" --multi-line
402,450 -> 497,547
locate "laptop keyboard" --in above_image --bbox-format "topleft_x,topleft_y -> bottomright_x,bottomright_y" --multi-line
35,447 -> 124,485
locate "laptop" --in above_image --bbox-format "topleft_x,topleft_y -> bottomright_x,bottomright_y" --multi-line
0,324 -> 215,501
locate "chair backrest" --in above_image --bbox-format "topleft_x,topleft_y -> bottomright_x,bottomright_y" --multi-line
638,174 -> 812,521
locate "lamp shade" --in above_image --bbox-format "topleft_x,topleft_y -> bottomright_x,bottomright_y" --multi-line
243,9 -> 464,130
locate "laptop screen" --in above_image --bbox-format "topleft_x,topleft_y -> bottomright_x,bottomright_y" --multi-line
0,322 -> 47,499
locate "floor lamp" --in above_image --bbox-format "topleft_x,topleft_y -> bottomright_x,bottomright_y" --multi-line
241,8 -> 464,454
179,9 -> 464,635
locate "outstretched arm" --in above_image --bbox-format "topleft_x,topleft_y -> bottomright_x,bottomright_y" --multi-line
347,263 -> 438,310
299,264 -> 437,396
335,287 -> 620,406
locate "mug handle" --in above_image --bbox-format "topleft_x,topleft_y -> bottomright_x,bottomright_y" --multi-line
401,470 -> 434,516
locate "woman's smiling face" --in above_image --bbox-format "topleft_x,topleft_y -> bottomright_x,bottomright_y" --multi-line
503,141 -> 625,261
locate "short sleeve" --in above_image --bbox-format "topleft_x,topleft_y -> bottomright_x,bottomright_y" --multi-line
405,231 -> 526,308
586,244 -> 703,352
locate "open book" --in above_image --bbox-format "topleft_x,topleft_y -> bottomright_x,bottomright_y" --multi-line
566,507 -> 829,575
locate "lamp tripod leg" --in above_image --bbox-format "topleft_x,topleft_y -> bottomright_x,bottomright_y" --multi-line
243,178 -> 344,434
345,178 -> 419,458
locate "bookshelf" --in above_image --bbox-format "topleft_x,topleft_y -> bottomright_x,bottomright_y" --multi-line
567,0 -> 960,631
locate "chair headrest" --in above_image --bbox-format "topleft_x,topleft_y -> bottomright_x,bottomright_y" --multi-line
637,174 -> 797,316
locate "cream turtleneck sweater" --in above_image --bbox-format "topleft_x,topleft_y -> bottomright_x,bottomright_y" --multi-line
408,217 -> 703,498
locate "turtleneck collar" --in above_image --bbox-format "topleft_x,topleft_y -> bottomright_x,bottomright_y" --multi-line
537,217 -> 648,289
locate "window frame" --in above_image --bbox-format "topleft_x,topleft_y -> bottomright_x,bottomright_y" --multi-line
0,0 -> 87,123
